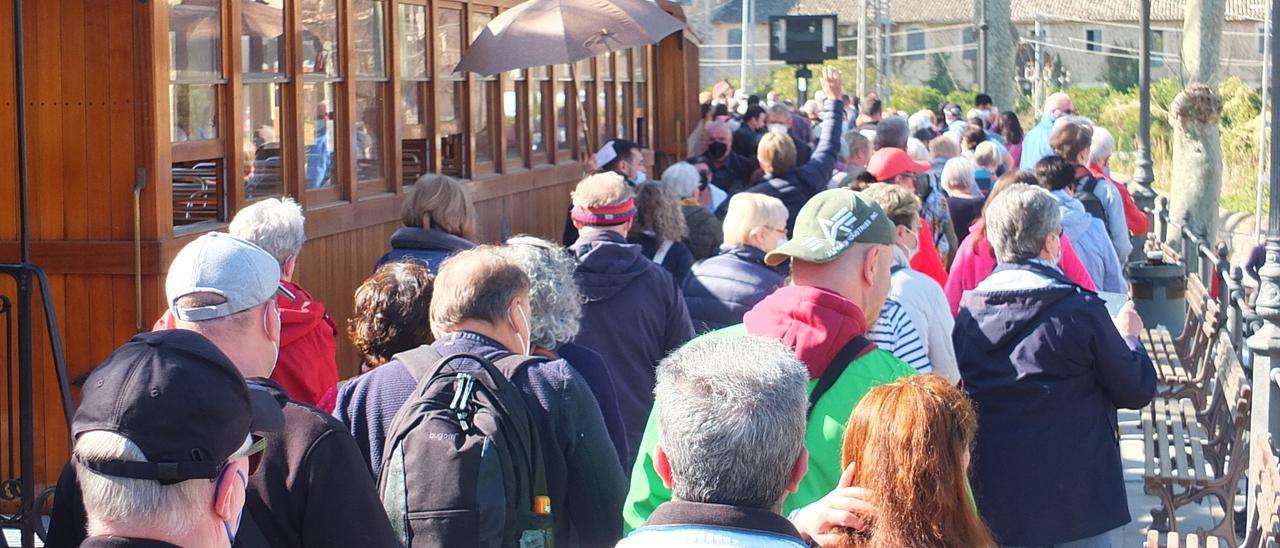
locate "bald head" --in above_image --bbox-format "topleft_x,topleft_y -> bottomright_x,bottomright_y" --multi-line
705,121 -> 733,148
1045,93 -> 1074,118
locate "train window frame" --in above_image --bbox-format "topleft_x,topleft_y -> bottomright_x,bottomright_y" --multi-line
397,0 -> 434,188
468,6 -> 499,177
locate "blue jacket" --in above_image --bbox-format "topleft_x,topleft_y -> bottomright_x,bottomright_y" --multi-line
552,341 -> 630,468
1018,113 -> 1058,170
374,226 -> 474,273
1053,189 -> 1127,292
570,230 -> 695,470
953,262 -> 1155,546
738,99 -> 844,234
333,331 -> 627,546
682,245 -> 785,333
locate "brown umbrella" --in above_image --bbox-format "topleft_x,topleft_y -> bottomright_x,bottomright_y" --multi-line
454,0 -> 683,76
456,0 -> 682,151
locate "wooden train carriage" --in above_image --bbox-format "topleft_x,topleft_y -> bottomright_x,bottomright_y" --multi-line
0,0 -> 699,494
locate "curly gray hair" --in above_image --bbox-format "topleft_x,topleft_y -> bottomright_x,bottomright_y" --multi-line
502,236 -> 583,348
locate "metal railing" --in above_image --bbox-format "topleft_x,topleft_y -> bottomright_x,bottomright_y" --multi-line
1148,195 -> 1262,359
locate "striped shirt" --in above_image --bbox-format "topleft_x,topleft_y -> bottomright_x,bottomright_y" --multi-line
868,299 -> 933,374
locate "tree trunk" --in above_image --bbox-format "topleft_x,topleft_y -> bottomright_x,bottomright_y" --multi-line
983,0 -> 1017,111
1167,0 -> 1225,250
1168,84 -> 1224,246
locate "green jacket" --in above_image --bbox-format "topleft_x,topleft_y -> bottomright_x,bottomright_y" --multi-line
621,324 -> 917,532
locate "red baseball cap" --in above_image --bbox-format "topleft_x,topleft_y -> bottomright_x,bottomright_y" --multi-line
867,148 -> 931,181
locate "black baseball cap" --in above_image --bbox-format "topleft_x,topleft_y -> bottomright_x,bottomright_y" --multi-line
72,330 -> 284,485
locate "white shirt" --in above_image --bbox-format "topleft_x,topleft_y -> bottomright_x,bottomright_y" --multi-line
889,246 -> 960,383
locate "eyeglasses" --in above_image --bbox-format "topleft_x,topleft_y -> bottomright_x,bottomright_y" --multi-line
766,226 -> 788,234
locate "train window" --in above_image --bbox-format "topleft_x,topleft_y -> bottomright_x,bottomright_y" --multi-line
633,48 -> 648,146
554,64 -> 571,156
437,5 -> 466,177
302,0 -> 342,190
471,9 -> 497,172
172,159 -> 226,229
398,2 -> 432,186
504,69 -> 527,165
169,0 -> 224,143
355,0 -> 389,186
530,66 -> 550,164
241,0 -> 287,201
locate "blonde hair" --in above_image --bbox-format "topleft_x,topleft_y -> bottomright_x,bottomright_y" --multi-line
402,174 -> 477,240
722,193 -> 788,247
758,132 -> 797,175
860,183 -> 921,227
972,142 -> 1000,169
571,172 -> 633,209
631,183 -> 686,243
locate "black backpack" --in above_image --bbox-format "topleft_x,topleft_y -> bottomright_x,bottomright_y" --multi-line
1076,175 -> 1110,226
377,346 -> 553,547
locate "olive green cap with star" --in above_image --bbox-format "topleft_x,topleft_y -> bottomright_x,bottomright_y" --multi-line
765,188 -> 897,266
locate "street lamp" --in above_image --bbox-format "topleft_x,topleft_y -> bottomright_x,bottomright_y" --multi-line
1132,0 -> 1157,237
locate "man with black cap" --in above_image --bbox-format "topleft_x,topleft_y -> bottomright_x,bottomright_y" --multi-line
48,233 -> 396,548
71,329 -> 281,547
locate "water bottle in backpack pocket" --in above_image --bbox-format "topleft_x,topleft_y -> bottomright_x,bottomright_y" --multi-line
378,347 -> 554,547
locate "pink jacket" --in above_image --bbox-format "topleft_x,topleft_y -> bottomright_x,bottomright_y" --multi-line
945,221 -> 1097,316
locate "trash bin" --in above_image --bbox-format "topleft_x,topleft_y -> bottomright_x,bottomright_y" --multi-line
1127,252 -> 1187,337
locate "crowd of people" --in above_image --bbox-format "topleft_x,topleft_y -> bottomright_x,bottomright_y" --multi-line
48,67 -> 1159,548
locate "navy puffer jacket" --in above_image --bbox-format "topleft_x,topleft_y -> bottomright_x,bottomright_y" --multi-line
682,245 -> 786,333
374,226 -> 474,273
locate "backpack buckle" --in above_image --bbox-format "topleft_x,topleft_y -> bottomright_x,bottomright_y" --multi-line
450,374 -> 476,430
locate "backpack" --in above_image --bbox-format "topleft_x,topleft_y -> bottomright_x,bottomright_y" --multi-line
377,346 -> 554,548
1076,175 -> 1110,226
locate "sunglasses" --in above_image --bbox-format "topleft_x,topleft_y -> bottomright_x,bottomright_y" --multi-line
245,434 -> 268,476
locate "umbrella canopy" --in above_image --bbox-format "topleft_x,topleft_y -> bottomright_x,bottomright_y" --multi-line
455,0 -> 683,76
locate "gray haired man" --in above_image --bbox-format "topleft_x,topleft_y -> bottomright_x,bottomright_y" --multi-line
621,335 -> 857,547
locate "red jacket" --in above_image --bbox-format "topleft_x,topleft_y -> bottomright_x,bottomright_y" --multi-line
153,279 -> 339,406
1088,163 -> 1150,236
909,221 -> 949,287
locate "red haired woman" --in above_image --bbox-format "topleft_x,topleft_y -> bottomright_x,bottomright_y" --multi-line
832,375 -> 995,548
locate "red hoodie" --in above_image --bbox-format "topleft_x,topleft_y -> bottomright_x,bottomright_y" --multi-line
909,222 -> 949,287
153,279 -> 339,406
742,285 -> 875,378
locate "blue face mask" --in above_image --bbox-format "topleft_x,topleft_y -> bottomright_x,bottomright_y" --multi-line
634,170 -> 647,185
218,469 -> 247,547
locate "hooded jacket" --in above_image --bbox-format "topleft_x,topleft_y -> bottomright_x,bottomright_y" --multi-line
738,99 -> 844,234
682,245 -> 786,333
151,280 -> 338,407
571,230 -> 695,470
944,219 -> 1096,315
681,204 -> 725,261
953,262 -> 1155,545
374,226 -> 475,273
622,286 -> 917,532
1053,190 -> 1127,293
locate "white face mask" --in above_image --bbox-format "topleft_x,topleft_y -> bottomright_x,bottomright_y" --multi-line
767,123 -> 788,134
775,236 -> 788,250
515,304 -> 533,355
633,170 -> 647,185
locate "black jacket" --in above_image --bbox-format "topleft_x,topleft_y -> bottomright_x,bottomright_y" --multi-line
737,100 -> 844,234
45,379 -> 398,548
707,152 -> 758,196
682,245 -> 786,333
571,230 -> 695,470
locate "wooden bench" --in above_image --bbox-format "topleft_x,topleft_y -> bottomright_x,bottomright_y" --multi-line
1146,274 -> 1225,412
1143,330 -> 1251,542
1147,433 -> 1280,547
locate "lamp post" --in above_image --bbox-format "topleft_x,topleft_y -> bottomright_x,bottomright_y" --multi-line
1131,0 -> 1157,264
977,0 -> 988,92
1248,0 -> 1280,516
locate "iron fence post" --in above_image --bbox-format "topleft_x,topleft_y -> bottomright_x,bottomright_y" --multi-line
1231,266 -> 1246,352
1247,0 -> 1280,527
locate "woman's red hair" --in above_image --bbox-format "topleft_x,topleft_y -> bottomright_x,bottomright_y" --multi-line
833,375 -> 995,548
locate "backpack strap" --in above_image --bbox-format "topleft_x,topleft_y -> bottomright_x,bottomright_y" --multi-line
490,354 -> 553,512
1082,174 -> 1100,194
808,335 -> 874,419
652,239 -> 675,264
391,345 -> 445,383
